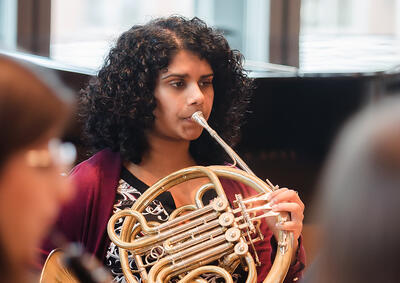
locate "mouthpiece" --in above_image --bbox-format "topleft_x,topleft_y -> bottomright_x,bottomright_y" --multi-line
191,111 -> 209,129
190,111 -> 255,176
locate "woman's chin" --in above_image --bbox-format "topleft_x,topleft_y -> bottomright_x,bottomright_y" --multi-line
181,128 -> 203,141
187,132 -> 203,141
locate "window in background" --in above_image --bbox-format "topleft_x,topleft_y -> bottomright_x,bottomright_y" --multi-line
50,0 -> 270,70
300,0 -> 400,73
0,0 -> 17,51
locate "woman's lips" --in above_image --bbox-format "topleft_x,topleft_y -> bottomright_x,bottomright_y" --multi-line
183,117 -> 197,124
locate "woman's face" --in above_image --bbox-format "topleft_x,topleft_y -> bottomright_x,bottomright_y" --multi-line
0,135 -> 74,267
151,50 -> 214,142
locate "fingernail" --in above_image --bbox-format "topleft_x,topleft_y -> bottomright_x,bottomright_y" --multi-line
264,202 -> 273,209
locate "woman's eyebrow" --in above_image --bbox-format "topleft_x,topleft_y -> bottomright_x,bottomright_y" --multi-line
161,73 -> 214,80
161,73 -> 188,80
200,73 -> 214,79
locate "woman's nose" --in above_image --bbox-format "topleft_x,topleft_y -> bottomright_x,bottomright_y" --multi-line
187,83 -> 205,106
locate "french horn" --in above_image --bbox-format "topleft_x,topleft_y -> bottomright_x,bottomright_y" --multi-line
107,111 -> 293,283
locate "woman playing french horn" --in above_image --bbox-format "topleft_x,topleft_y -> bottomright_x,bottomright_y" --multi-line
42,16 -> 305,282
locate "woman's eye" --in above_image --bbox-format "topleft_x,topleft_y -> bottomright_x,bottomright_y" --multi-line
170,81 -> 185,88
199,80 -> 213,87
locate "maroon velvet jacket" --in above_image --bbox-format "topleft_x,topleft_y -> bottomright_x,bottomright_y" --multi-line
41,149 -> 305,282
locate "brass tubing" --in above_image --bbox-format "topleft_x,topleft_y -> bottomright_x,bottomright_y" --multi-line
169,204 -> 197,220
164,226 -> 225,254
219,253 -> 241,274
109,210 -> 219,250
111,165 -> 292,283
156,243 -> 233,283
166,219 -> 220,245
194,183 -> 215,208
148,234 -> 228,282
131,222 -> 149,282
165,251 -> 231,282
118,166 -> 229,280
155,204 -> 215,231
171,242 -> 233,271
209,166 -> 293,283
108,210 -> 160,250
233,207 -> 243,214
244,252 -> 257,283
152,212 -> 219,244
241,193 -> 269,202
147,257 -> 169,282
236,194 -> 254,231
128,167 -> 227,215
134,255 -> 148,282
191,111 -> 255,176
262,233 -> 293,283
117,167 -> 229,282
179,266 -> 233,283
167,235 -> 226,263
226,258 -> 241,275
129,221 -> 161,256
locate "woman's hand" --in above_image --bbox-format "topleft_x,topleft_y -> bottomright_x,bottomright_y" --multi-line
265,187 -> 305,261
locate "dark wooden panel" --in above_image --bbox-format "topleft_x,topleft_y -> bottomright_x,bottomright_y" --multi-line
236,74 -> 400,217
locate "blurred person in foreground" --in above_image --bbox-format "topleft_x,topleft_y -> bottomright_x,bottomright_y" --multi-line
0,55 -> 76,282
305,97 -> 400,283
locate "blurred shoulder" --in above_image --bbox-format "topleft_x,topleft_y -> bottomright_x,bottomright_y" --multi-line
70,148 -> 122,189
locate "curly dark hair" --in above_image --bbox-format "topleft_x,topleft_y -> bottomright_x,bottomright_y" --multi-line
80,16 -> 254,165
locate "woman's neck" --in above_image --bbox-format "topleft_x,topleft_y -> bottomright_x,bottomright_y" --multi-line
126,136 -> 212,207
125,137 -> 195,185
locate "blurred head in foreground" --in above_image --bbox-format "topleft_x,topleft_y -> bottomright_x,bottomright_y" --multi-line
309,98 -> 400,283
0,55 -> 75,282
